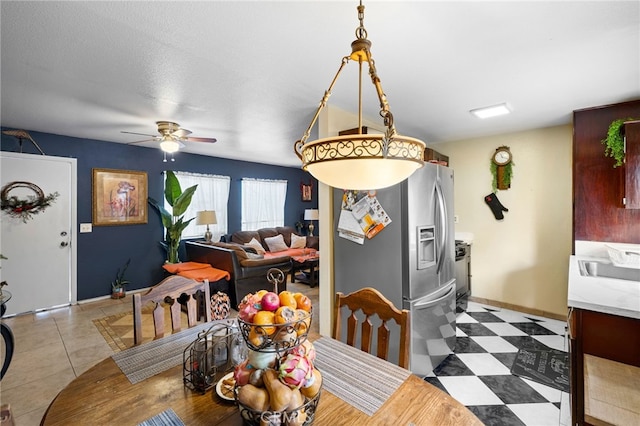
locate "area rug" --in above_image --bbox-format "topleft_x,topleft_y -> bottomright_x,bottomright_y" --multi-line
93,305 -> 220,351
511,347 -> 570,393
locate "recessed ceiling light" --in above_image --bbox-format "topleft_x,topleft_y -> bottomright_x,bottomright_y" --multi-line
470,103 -> 512,119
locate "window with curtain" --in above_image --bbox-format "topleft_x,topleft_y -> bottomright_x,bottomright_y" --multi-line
241,178 -> 287,230
164,171 -> 231,241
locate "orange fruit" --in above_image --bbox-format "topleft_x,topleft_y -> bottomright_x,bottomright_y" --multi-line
255,289 -> 269,299
252,310 -> 276,335
294,293 -> 312,312
278,291 -> 297,309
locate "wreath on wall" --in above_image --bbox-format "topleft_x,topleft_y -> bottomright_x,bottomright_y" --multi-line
1,181 -> 59,223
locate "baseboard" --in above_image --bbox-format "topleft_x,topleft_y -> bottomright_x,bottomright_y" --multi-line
468,296 -> 566,322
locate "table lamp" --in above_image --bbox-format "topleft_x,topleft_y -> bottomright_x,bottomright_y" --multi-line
304,209 -> 319,237
196,210 -> 217,243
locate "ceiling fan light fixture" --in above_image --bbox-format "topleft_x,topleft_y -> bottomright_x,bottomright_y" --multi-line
159,138 -> 180,153
293,0 -> 425,190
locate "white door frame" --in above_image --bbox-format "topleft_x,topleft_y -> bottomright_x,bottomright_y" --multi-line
0,151 -> 77,312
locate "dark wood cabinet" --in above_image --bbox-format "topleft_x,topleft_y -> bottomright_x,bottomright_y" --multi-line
568,308 -> 640,425
622,120 -> 640,209
573,100 -> 640,244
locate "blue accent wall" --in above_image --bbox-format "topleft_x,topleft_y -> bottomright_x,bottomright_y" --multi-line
1,130 -> 318,300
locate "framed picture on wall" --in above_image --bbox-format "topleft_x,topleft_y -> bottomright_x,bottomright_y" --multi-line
92,168 -> 148,226
301,181 -> 313,202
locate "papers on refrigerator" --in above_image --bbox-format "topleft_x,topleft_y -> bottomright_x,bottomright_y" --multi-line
337,191 -> 392,243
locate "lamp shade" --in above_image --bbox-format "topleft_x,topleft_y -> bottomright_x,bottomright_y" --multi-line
304,209 -> 319,221
196,210 -> 217,225
160,139 -> 180,153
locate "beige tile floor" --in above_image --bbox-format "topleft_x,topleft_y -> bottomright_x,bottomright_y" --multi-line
1,295 -> 133,425
0,282 -> 319,425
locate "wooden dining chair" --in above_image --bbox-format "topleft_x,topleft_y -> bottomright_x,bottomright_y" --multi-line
133,275 -> 212,345
333,287 -> 410,369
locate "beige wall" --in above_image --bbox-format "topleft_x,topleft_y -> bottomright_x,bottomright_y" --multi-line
431,124 -> 573,317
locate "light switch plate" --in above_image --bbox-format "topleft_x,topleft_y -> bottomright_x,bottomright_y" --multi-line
80,223 -> 92,233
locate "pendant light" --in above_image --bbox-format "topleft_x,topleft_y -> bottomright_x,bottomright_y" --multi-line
294,1 -> 425,190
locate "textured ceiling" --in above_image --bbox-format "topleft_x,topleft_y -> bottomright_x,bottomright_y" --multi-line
1,1 -> 639,167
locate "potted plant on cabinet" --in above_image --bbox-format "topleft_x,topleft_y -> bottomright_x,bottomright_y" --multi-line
111,258 -> 130,299
602,118 -> 638,168
148,170 -> 198,264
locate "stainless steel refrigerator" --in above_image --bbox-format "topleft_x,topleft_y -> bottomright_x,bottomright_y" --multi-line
333,162 -> 457,375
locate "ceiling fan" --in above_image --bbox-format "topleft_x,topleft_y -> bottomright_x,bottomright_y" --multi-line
122,121 -> 217,156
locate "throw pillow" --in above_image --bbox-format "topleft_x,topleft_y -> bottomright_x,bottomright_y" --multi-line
162,262 -> 210,274
290,233 -> 307,249
244,238 -> 266,255
264,234 -> 289,252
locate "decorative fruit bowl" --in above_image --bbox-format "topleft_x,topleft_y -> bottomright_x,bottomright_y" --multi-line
235,290 -> 313,352
232,290 -> 322,426
236,309 -> 312,352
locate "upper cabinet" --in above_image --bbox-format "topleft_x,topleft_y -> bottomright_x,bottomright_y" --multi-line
622,120 -> 640,209
573,100 -> 640,244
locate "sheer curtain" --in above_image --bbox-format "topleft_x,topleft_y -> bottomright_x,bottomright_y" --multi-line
241,178 -> 287,230
165,171 -> 231,241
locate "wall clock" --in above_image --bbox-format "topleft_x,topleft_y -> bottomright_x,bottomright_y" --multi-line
493,146 -> 512,165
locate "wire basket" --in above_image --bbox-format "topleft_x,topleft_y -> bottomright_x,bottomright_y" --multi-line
183,323 -> 247,393
236,388 -> 321,426
236,309 -> 312,352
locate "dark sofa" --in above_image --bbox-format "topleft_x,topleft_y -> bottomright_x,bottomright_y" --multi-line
185,226 -> 318,308
185,240 -> 292,308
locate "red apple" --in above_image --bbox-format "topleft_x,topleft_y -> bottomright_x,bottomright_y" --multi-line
260,292 -> 281,311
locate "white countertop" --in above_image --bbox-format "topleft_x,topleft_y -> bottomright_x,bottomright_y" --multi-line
568,255 -> 640,319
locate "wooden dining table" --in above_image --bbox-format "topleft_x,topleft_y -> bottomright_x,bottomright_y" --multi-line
41,325 -> 482,426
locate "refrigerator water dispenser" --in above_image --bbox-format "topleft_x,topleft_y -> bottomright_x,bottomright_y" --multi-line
417,226 -> 436,269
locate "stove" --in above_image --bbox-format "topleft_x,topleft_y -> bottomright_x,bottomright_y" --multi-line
454,240 -> 471,308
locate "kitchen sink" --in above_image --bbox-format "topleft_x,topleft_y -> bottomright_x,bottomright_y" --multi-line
578,260 -> 640,282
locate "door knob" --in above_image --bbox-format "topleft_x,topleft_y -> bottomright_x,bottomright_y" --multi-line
60,241 -> 69,247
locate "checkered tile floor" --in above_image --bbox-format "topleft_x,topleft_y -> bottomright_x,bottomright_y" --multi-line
424,301 -> 571,426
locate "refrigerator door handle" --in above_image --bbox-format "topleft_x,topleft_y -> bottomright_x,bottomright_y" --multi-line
435,181 -> 447,274
413,282 -> 455,308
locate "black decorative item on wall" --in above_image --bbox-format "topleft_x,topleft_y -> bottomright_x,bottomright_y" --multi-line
301,180 -> 313,202
484,193 -> 509,221
490,146 -> 514,192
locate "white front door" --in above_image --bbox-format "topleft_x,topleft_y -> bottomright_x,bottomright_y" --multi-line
0,152 -> 77,316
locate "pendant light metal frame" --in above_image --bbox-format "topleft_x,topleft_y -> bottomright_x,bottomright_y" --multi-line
294,1 -> 425,190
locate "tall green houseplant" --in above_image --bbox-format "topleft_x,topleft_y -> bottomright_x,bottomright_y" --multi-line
148,171 -> 198,264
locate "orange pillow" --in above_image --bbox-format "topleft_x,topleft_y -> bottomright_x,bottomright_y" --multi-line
177,268 -> 231,282
162,262 -> 210,274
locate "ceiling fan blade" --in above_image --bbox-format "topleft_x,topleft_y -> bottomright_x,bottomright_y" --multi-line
184,136 -> 217,143
171,128 -> 192,138
127,138 -> 158,145
121,130 -> 157,138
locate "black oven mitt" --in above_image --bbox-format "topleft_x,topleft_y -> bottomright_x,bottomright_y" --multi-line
484,193 -> 509,220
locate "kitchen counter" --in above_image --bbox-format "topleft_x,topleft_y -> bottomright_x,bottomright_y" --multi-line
568,255 -> 640,319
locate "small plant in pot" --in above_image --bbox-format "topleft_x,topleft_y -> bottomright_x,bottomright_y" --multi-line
602,118 -> 638,168
111,258 -> 130,299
